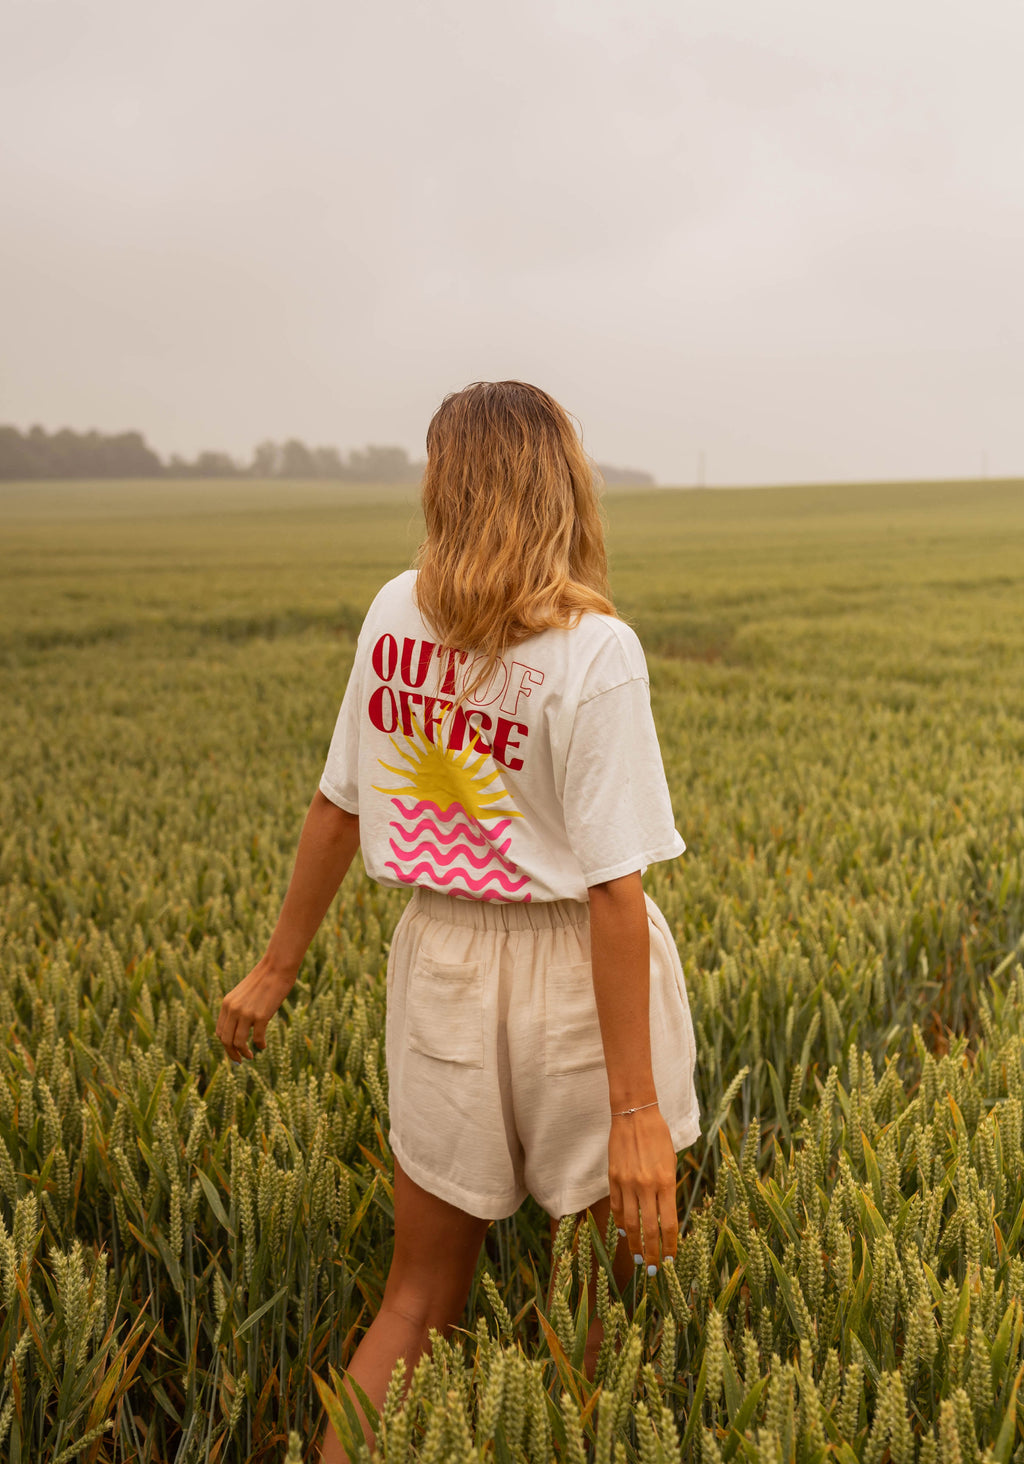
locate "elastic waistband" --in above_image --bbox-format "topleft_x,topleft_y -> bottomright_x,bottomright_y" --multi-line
411,885 -> 589,932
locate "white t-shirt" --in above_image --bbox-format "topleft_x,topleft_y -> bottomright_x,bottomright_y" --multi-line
319,570 -> 685,903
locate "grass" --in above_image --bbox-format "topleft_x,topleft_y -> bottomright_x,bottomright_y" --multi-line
1,475 -> 1023,1460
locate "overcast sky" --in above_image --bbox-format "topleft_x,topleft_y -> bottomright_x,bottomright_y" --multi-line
2,0 -> 1022,486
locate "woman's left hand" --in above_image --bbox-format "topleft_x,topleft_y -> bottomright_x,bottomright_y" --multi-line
215,957 -> 294,1062
607,1104 -> 679,1271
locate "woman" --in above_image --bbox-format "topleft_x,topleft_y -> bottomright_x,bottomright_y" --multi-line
215,381 -> 701,1462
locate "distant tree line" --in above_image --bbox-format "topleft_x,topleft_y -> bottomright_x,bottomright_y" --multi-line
0,422 -> 654,485
596,462 -> 655,486
0,424 -> 425,482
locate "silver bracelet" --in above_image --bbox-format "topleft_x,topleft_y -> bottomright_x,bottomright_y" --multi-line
611,1099 -> 659,1118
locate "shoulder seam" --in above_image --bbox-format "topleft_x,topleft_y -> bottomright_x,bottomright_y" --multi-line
577,672 -> 649,709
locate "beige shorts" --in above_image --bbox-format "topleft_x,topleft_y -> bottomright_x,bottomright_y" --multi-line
384,886 -> 702,1220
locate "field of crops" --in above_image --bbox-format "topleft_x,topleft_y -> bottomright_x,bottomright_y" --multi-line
2,476 -> 1024,1463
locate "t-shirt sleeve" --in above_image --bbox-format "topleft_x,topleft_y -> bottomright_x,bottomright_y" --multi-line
562,674 -> 685,886
319,655 -> 362,814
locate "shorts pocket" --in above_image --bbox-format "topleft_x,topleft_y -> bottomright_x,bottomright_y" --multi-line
544,961 -> 607,1075
407,953 -> 484,1067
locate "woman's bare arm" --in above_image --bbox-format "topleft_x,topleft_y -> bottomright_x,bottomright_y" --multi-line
216,790 -> 360,1060
588,871 -> 679,1270
588,873 -> 656,1108
262,790 -> 361,980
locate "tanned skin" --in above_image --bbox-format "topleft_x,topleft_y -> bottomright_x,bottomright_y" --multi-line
215,794 -> 679,1464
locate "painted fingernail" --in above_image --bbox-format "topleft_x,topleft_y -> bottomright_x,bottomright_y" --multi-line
647,1263 -> 658,1277
617,1228 -> 627,1238
633,1253 -> 643,1265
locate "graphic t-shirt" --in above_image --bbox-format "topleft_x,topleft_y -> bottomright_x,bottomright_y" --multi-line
319,570 -> 685,903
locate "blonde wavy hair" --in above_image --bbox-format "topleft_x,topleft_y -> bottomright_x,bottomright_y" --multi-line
414,381 -> 617,705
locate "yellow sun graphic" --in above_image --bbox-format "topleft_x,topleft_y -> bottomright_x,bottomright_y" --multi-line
373,713 -> 521,821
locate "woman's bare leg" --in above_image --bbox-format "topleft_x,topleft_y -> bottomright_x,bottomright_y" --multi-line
319,1158 -> 491,1463
548,1196 -> 638,1381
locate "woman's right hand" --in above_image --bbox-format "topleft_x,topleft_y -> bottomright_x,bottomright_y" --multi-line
216,956 -> 295,1062
213,794 -> 360,1063
607,1104 -> 679,1273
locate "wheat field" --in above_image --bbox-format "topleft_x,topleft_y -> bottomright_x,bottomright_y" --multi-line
2,477 -> 1024,1462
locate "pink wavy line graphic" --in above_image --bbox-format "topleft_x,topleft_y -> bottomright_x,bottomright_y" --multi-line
392,798 -> 474,822
391,827 -> 512,859
384,861 -> 531,894
390,816 -> 513,849
388,837 -> 518,874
